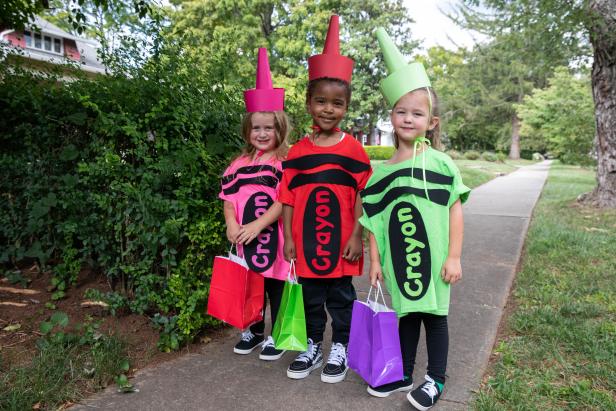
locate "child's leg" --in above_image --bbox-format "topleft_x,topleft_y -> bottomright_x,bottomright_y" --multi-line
324,276 -> 356,344
423,314 -> 448,384
249,290 -> 267,336
266,277 -> 285,331
298,277 -> 328,343
399,312 -> 423,379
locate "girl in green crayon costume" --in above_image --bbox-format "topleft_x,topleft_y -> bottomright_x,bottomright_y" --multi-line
359,28 -> 470,410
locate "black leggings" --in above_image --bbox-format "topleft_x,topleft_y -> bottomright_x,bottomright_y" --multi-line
250,277 -> 285,335
399,312 -> 448,384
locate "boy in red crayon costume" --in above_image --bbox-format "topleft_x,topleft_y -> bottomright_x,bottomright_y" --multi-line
279,15 -> 371,384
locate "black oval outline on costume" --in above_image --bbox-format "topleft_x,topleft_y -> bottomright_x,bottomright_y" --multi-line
221,165 -> 282,185
222,176 -> 279,196
363,186 -> 450,218
389,201 -> 431,301
303,187 -> 341,276
361,167 -> 453,198
242,192 -> 278,273
288,169 -> 357,190
283,154 -> 370,173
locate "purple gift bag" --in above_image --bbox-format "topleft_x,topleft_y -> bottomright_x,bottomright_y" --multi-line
348,282 -> 404,387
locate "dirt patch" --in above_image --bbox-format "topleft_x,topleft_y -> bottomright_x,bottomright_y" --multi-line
0,265 -> 218,373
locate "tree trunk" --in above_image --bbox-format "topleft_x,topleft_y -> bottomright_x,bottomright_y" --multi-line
509,113 -> 521,160
587,0 -> 616,207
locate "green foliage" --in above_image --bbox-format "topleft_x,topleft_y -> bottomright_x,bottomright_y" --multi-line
170,0 -> 417,139
1,314 -> 129,410
364,146 -> 395,160
496,152 -> 507,162
0,30 -> 240,347
481,151 -> 498,162
446,149 -> 462,160
464,150 -> 481,160
516,67 -> 595,165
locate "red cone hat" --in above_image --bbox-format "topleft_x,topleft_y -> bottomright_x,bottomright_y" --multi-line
308,15 -> 354,83
244,48 -> 285,112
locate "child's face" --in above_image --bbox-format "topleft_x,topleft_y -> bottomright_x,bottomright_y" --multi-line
306,81 -> 348,132
249,112 -> 277,153
391,90 -> 438,144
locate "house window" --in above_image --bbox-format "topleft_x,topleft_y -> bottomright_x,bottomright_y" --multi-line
24,30 -> 63,55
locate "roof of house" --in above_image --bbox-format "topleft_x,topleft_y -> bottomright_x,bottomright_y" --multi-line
1,15 -> 107,74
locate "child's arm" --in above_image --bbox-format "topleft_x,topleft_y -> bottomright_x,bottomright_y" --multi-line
236,201 -> 282,245
282,204 -> 296,262
368,232 -> 383,287
342,192 -> 364,262
441,199 -> 464,284
223,200 -> 241,243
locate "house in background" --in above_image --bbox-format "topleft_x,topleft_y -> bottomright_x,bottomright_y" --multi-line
1,15 -> 106,76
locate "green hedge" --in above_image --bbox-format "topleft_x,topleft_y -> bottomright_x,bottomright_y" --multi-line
364,145 -> 395,160
0,43 -> 243,348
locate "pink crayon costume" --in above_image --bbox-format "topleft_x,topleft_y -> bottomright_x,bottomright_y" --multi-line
219,47 -> 289,282
219,155 -> 288,280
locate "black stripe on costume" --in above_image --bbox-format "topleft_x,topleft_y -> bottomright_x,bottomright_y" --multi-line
363,186 -> 450,217
222,176 -> 279,195
283,154 -> 370,173
361,167 -> 453,198
221,165 -> 282,185
288,169 -> 357,190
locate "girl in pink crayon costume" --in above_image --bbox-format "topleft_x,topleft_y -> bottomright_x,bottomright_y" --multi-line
219,48 -> 291,361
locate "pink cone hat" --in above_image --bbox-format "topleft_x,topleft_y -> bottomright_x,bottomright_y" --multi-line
244,48 -> 285,112
308,15 -> 354,83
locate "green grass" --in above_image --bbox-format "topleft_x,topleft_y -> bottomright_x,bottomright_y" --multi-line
455,159 -> 536,189
371,158 -> 537,189
473,163 -> 616,411
0,321 -> 129,410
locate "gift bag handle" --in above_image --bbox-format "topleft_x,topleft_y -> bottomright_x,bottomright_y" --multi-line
229,242 -> 243,258
286,259 -> 298,284
366,281 -> 389,312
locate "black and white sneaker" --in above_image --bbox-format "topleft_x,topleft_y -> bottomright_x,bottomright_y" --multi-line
367,378 -> 413,398
407,375 -> 443,410
321,342 -> 348,383
259,336 -> 286,361
287,338 -> 323,379
233,330 -> 264,354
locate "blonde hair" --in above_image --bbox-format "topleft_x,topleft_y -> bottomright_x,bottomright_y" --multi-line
392,87 -> 442,150
240,111 -> 291,160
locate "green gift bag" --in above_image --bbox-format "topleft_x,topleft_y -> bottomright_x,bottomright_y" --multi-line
272,260 -> 307,352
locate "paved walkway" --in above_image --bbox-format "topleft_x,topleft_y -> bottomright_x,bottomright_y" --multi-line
75,161 -> 551,411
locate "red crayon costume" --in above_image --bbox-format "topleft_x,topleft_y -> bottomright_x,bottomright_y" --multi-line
279,136 -> 371,278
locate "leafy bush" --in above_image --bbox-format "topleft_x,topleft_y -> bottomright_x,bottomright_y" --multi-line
532,152 -> 545,161
364,145 -> 395,160
496,152 -> 508,162
481,151 -> 498,162
463,150 -> 481,160
0,37 -> 241,346
446,149 -> 462,160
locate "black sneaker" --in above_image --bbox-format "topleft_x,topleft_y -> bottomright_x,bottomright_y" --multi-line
259,336 -> 286,361
407,375 -> 443,410
367,378 -> 413,398
287,338 -> 323,379
321,342 -> 348,383
233,330 -> 264,354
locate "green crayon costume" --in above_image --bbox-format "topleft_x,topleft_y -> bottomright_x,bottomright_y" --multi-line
359,28 -> 470,317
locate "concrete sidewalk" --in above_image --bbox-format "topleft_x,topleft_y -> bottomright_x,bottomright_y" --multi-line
75,161 -> 551,411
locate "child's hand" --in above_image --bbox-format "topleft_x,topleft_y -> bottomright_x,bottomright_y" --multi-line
441,256 -> 462,284
226,222 -> 241,243
236,220 -> 265,245
342,234 -> 362,262
284,239 -> 296,262
369,260 -> 383,287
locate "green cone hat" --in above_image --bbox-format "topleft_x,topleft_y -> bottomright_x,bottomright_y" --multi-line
376,27 -> 431,107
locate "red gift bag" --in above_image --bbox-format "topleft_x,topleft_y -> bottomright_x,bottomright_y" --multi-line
206,246 -> 264,329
